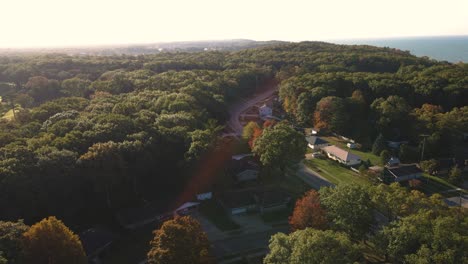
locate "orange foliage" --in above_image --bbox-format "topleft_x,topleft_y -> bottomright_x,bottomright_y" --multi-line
289,190 -> 327,231
248,127 -> 263,149
263,119 -> 277,128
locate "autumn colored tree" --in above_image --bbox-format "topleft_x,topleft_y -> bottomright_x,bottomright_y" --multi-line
248,127 -> 263,149
242,121 -> 260,141
22,216 -> 86,264
289,190 -> 327,231
147,216 -> 212,264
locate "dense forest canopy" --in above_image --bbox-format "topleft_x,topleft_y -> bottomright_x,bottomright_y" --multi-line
0,41 -> 466,227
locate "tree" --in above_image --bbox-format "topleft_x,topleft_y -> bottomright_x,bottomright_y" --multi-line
448,165 -> 462,185
420,159 -> 438,174
253,122 -> 307,172
0,220 -> 29,264
264,229 -> 361,264
147,216 -> 212,264
380,149 -> 391,165
289,190 -> 327,231
0,252 -> 6,264
319,184 -> 374,240
372,134 -> 386,155
313,96 -> 349,134
242,121 -> 260,141
376,210 -> 468,263
22,216 -> 86,264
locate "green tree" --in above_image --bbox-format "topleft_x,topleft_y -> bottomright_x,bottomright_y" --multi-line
380,149 -> 391,165
253,122 -> 307,172
372,134 -> 386,155
242,121 -> 260,141
22,216 -> 86,264
448,165 -> 462,185
264,229 -> 361,264
147,216 -> 212,264
420,159 -> 438,174
0,220 -> 29,264
319,184 -> 374,240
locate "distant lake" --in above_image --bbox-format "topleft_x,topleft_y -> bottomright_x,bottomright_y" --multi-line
332,35 -> 468,63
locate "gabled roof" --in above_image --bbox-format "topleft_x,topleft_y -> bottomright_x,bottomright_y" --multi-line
221,191 -> 256,208
387,164 -> 422,178
306,136 -> 329,145
322,145 -> 361,161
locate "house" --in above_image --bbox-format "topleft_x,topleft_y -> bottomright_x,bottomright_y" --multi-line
304,127 -> 320,136
80,228 -> 115,264
255,189 -> 291,213
322,145 -> 361,166
229,155 -> 260,182
174,202 -> 200,216
258,104 -> 272,118
385,164 -> 423,182
220,190 -> 257,215
235,169 -> 259,182
306,136 -> 329,150
387,140 -> 409,149
387,157 -> 400,167
196,192 -> 213,201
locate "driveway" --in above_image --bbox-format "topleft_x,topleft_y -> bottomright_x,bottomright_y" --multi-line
295,161 -> 334,189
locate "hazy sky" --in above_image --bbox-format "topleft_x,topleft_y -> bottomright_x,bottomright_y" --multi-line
1,0 -> 467,48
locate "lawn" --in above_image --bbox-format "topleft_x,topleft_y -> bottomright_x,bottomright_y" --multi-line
260,207 -> 292,223
199,200 -> 240,231
1,107 -> 22,121
420,174 -> 467,196
304,158 -> 368,185
322,136 -> 381,166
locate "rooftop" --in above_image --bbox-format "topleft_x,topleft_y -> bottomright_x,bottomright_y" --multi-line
322,145 -> 361,161
306,136 -> 329,145
387,164 -> 422,178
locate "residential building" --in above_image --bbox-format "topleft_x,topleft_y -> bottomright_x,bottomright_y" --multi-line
306,136 -> 329,150
322,145 -> 361,166
258,104 -> 272,118
384,164 -> 423,182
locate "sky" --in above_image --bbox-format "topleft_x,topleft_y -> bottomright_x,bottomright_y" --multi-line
1,0 -> 467,48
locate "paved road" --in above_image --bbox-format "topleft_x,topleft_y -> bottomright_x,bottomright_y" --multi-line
296,161 -> 334,189
227,85 -> 278,134
212,226 -> 288,258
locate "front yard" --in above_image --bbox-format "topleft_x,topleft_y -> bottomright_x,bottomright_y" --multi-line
304,158 -> 368,185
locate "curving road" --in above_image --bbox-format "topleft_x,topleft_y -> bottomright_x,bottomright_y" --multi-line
227,85 -> 278,135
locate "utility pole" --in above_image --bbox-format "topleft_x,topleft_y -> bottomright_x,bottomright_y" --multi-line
419,134 -> 429,162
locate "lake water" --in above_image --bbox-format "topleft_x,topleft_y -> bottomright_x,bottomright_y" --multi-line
332,35 -> 468,63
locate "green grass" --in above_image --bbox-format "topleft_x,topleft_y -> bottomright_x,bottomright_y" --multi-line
420,174 -> 467,196
2,107 -> 22,121
199,200 -> 240,231
322,136 -> 381,166
260,207 -> 292,223
304,158 -> 368,185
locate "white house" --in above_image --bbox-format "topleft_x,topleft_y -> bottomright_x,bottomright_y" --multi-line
258,104 -> 272,118
306,136 -> 329,150
322,145 -> 361,166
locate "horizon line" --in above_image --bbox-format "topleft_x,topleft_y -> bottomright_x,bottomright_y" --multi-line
0,34 -> 467,50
